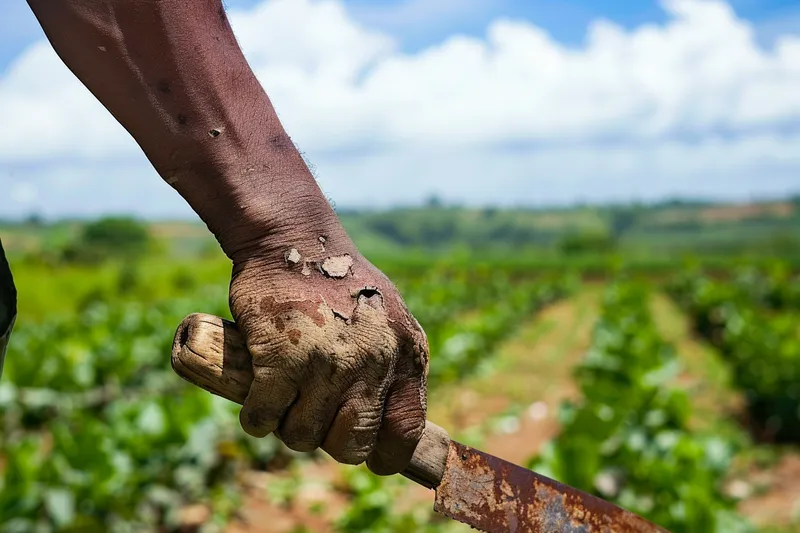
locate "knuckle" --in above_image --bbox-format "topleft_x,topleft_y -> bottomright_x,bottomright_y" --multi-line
331,447 -> 370,466
244,404 -> 277,426
280,416 -> 330,453
387,416 -> 424,444
280,432 -> 320,453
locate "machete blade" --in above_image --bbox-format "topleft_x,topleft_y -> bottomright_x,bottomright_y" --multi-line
433,440 -> 670,533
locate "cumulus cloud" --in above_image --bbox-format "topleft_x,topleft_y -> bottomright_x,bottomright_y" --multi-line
0,0 -> 799,217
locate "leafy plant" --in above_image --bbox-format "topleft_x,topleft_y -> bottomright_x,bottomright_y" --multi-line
529,281 -> 750,533
669,269 -> 800,442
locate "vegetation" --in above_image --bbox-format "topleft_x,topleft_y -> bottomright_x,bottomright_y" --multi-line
669,267 -> 800,442
0,255 -> 570,531
60,217 -> 154,265
529,281 -> 750,533
1,198 -> 799,532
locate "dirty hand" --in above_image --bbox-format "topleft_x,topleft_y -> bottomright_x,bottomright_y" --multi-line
224,224 -> 429,476
22,0 -> 427,474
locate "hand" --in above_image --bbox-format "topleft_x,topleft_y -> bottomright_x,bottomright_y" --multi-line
227,234 -> 429,476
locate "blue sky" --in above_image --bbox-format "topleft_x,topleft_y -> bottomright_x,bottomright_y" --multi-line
347,0 -> 800,50
2,0 -> 800,218
3,0 -> 799,69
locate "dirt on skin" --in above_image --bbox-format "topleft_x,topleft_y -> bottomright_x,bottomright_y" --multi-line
222,290 -> 601,533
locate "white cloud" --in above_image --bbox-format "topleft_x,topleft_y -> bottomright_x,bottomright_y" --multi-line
1,0 -> 799,218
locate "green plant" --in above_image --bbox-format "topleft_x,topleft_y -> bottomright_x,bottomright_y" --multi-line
669,268 -> 800,442
529,281 -> 751,533
0,258 -> 572,531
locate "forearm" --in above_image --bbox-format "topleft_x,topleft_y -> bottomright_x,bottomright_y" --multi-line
27,0 -> 346,261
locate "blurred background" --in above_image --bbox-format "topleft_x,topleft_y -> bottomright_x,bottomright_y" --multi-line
1,0 -> 799,531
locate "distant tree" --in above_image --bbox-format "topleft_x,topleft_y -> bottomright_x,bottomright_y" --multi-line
609,208 -> 640,239
367,218 -> 411,246
24,213 -> 45,228
558,231 -> 615,255
61,217 -> 152,264
425,194 -> 443,209
481,207 -> 498,219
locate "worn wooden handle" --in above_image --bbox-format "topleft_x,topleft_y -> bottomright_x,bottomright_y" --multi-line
171,313 -> 450,489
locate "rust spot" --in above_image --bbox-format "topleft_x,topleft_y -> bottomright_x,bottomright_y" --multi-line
287,329 -> 301,345
434,441 -> 669,533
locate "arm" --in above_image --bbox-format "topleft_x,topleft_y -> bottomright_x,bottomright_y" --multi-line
27,0 -> 336,262
26,0 -> 429,475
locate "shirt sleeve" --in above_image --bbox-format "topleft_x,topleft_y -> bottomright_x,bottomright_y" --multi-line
0,239 -> 17,379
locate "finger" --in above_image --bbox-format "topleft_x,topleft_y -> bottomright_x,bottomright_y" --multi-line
366,372 -> 426,476
239,365 -> 298,438
276,375 -> 343,453
322,379 -> 388,465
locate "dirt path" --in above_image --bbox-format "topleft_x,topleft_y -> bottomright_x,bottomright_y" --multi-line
427,287 -> 600,464
650,293 -> 741,430
224,289 -> 602,533
651,294 -> 800,532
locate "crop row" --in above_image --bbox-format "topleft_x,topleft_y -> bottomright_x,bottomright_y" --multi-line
0,268 -> 571,531
669,273 -> 800,443
724,262 -> 800,312
529,281 -> 750,533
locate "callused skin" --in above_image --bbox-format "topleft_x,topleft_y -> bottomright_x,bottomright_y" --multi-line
26,0 -> 429,475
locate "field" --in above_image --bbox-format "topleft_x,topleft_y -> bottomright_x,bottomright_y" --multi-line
1,199 -> 799,532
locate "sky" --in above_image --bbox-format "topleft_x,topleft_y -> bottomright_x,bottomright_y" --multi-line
1,0 -> 800,219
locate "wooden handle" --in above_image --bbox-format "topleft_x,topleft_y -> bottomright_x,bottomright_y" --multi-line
171,313 -> 450,489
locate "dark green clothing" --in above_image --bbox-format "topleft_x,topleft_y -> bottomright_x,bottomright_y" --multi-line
0,239 -> 16,378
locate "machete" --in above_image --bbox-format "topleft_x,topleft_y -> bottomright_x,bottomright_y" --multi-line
171,313 -> 670,533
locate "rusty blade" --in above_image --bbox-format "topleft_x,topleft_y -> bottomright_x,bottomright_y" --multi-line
434,441 -> 671,533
